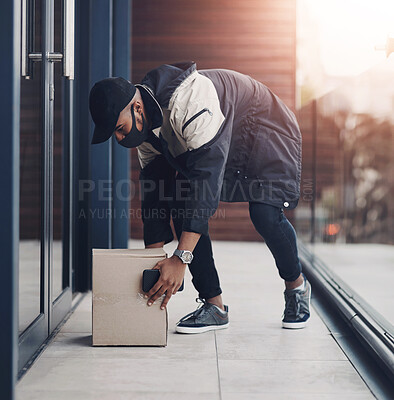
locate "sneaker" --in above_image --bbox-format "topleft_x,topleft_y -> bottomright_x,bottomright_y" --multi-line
282,273 -> 311,329
175,297 -> 229,334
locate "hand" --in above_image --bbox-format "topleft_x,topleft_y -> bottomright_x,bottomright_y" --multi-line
144,255 -> 186,309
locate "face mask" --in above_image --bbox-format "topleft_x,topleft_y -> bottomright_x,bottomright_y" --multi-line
118,105 -> 149,148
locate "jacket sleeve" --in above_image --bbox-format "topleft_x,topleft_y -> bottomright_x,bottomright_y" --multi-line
170,74 -> 227,236
180,132 -> 228,236
137,142 -> 176,246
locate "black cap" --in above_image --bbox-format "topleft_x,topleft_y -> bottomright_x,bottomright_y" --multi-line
89,77 -> 136,144
89,77 -> 163,145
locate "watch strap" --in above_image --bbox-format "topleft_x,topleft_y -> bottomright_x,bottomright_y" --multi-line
173,248 -> 193,264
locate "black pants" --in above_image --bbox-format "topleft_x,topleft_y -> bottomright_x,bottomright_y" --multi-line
170,173 -> 303,300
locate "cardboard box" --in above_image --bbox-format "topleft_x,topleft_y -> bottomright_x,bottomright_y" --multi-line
92,248 -> 168,346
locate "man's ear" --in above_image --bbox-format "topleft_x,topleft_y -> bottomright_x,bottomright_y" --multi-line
134,101 -> 143,115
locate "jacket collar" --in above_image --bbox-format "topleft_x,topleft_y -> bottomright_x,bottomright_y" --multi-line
140,61 -> 197,108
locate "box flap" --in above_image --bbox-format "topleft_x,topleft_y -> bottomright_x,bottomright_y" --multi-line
92,248 -> 167,258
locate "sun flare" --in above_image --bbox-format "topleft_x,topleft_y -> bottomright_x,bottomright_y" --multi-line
300,0 -> 394,76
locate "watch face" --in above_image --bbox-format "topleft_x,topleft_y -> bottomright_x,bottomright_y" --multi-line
182,251 -> 193,263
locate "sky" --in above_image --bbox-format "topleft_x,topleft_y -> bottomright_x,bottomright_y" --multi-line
303,0 -> 394,76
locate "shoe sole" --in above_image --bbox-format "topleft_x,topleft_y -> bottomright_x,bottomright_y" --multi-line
282,281 -> 312,330
175,322 -> 229,334
282,319 -> 309,329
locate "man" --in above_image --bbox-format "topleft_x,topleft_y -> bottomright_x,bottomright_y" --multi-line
89,61 -> 311,333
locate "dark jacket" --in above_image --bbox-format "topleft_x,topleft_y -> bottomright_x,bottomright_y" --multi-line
136,61 -> 302,245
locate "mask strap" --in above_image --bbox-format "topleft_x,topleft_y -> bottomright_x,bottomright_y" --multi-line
130,104 -> 145,132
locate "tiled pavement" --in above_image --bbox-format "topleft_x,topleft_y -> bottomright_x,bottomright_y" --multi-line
16,239 -> 374,399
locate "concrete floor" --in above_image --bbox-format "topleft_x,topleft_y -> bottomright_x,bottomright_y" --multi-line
16,239 -> 374,399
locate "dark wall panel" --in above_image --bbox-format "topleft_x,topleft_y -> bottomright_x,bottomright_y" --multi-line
131,0 -> 297,241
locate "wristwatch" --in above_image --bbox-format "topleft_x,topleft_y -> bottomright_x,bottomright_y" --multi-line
173,249 -> 194,264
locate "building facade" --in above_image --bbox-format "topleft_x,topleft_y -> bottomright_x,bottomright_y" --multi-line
130,0 -> 297,241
